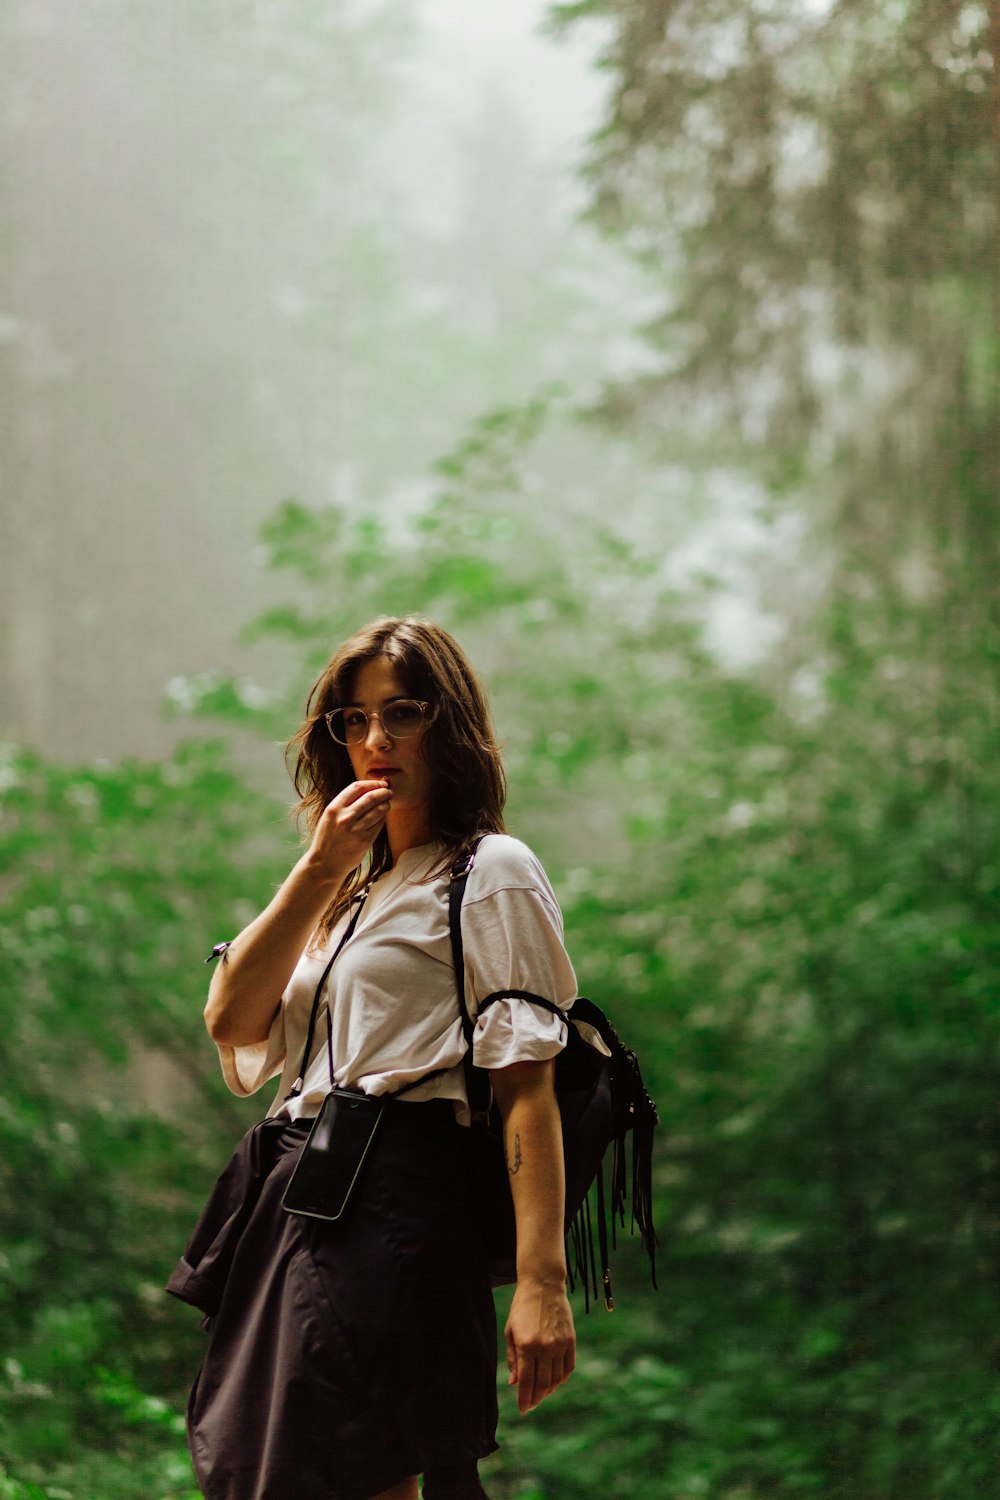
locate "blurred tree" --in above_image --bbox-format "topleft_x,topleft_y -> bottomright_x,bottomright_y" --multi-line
170,392 -> 1000,1494
526,0 -> 1000,1493
549,0 -> 998,715
3,1 -> 998,1494
2,391 -> 998,1493
548,0 -> 995,450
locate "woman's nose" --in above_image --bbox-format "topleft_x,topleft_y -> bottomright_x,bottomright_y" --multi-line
365,712 -> 392,748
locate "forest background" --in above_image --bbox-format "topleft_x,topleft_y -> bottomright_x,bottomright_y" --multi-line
1,1 -> 997,1497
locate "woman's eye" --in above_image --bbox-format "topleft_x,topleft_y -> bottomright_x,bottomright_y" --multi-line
344,710 -> 367,730
388,704 -> 421,728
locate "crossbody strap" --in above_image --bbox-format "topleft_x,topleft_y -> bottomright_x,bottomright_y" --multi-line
289,878 -> 455,1105
284,891 -> 369,1100
287,841 -> 562,1113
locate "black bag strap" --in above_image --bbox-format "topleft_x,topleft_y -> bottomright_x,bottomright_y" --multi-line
448,839 -> 492,1126
285,891 -> 369,1100
289,879 -> 453,1104
450,840 -> 660,1305
477,988 -> 565,1019
448,839 -> 570,1127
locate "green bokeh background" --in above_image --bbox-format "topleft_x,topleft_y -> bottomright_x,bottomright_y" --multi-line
2,1 -> 997,1496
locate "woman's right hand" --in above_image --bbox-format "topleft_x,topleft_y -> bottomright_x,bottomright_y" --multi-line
304,779 -> 394,884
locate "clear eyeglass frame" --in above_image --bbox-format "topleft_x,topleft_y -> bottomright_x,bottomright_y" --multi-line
323,699 -> 435,746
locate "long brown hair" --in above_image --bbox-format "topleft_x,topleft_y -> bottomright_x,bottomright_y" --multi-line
286,616 -> 507,939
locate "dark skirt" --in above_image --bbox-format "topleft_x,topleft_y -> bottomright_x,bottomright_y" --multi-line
167,1099 -> 498,1500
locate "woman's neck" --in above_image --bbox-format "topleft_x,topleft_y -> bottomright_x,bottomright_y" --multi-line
386,807 -> 435,862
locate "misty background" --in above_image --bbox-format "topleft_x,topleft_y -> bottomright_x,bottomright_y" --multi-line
1,1 -> 997,1498
4,0 -> 671,769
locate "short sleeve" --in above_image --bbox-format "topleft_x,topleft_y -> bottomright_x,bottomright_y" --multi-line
216,1006 -> 287,1098
461,837 -> 578,1071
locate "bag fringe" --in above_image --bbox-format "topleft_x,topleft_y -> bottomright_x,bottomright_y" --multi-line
565,1040 -> 659,1311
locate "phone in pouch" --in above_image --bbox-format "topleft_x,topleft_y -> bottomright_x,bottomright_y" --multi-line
281,1088 -> 385,1221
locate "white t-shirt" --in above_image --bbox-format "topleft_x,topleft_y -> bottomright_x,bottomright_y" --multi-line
217,834 -> 579,1125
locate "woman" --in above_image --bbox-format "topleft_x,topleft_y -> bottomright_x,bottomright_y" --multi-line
169,615 -> 578,1500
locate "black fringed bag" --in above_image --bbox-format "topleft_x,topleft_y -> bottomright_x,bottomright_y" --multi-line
449,842 -> 659,1311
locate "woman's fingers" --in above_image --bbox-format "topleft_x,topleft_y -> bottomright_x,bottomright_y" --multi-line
328,781 -> 391,826
505,1285 -> 576,1414
327,781 -> 392,824
514,1353 -> 570,1413
337,778 -> 390,807
507,1336 -> 574,1413
307,781 -> 393,879
526,1357 -> 554,1413
505,1329 -> 518,1387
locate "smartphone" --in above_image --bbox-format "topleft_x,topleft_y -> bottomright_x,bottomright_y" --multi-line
281,1089 -> 384,1222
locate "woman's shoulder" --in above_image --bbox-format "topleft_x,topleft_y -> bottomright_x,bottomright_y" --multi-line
467,833 -> 557,903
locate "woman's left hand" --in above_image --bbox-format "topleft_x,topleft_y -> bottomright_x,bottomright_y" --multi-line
504,1276 -> 576,1414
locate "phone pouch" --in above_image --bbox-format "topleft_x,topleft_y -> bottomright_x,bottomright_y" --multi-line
281,1088 -> 385,1222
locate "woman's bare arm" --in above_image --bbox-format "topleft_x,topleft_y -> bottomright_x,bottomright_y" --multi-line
490,1058 -> 576,1414
204,779 -> 392,1047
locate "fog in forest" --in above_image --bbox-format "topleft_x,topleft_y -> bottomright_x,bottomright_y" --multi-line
4,4 -> 997,1494
3,0 -> 675,773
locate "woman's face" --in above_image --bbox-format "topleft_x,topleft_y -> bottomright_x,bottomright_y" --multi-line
343,656 -> 435,819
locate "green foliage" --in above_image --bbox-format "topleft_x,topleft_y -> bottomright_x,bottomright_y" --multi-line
513,8 -> 1000,1486
0,740 -> 284,1490
6,356 -> 999,1491
179,421 -> 1000,1495
4,4 -> 999,1493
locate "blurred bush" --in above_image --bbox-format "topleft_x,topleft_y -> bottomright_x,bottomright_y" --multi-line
3,425 -> 998,1495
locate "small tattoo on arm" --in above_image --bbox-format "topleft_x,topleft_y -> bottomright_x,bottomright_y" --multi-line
507,1131 -> 523,1176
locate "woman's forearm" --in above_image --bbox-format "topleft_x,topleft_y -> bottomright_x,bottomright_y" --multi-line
204,778 -> 395,1049
204,852 -> 341,1048
490,1060 -> 567,1284
490,1058 -> 575,1414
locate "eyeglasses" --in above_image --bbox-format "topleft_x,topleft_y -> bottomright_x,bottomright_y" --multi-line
324,699 -> 435,746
